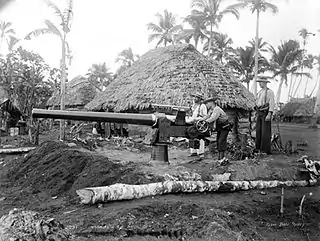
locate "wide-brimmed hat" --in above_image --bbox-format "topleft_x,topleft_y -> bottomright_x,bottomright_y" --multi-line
190,92 -> 204,99
256,78 -> 270,83
203,96 -> 219,103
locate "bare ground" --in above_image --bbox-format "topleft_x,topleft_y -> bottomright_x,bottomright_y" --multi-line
0,122 -> 320,241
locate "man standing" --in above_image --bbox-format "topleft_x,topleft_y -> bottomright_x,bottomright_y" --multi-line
202,96 -> 231,161
189,92 -> 207,159
255,78 -> 275,154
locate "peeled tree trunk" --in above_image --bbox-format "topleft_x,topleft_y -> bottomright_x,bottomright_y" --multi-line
253,9 -> 260,97
76,180 -> 313,205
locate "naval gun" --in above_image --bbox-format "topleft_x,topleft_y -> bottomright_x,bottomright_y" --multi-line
32,108 -> 210,163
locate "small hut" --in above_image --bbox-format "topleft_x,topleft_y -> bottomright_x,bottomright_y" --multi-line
46,75 -> 97,110
86,44 -> 255,141
280,97 -> 317,123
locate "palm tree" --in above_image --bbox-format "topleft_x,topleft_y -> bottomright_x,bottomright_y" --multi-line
296,28 -> 315,97
268,40 -> 305,109
147,9 -> 182,47
86,63 -> 113,92
0,21 -> 15,54
25,0 -> 73,140
115,47 -> 139,68
232,0 -> 278,97
203,32 -> 234,64
309,54 -> 320,97
176,10 -> 207,49
313,63 -> 320,122
290,53 -> 314,97
229,45 -> 268,89
191,0 -> 240,57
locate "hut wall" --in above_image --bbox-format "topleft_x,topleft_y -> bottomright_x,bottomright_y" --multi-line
127,124 -> 153,138
225,109 -> 238,142
225,109 -> 251,142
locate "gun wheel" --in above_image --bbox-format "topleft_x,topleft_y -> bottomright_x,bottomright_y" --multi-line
196,120 -> 209,133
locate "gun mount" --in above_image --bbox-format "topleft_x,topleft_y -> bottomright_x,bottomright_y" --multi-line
32,108 -> 210,163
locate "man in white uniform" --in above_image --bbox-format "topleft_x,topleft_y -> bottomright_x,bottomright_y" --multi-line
189,92 -> 207,159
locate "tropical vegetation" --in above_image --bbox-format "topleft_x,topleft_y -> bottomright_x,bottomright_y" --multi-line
0,0 -> 320,124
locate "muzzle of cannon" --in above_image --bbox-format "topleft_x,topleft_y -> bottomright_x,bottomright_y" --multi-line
32,108 -> 210,163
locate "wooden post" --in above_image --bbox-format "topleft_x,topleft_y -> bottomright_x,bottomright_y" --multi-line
104,122 -> 111,138
34,120 -> 40,146
151,144 -> 169,164
120,123 -> 124,137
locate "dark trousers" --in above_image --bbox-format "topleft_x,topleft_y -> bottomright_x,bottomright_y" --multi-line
255,111 -> 272,154
217,125 -> 229,152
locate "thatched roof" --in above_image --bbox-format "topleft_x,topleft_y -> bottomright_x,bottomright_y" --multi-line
293,97 -> 316,117
85,44 -> 255,112
46,75 -> 97,108
280,97 -> 316,117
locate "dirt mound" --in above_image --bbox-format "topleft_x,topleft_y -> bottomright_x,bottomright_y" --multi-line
0,208 -> 69,241
8,141 -> 163,200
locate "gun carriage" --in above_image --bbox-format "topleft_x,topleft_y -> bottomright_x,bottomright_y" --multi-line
32,107 -> 210,163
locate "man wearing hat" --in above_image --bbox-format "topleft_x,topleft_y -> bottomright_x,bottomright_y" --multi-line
189,92 -> 207,158
255,78 -> 275,154
201,96 -> 231,161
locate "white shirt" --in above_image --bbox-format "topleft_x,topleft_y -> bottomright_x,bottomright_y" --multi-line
256,88 -> 275,113
190,103 -> 207,122
205,106 -> 228,124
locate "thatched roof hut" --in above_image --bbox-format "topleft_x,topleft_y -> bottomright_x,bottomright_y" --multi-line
85,44 -> 255,112
46,75 -> 97,109
293,97 -> 316,117
280,97 -> 316,118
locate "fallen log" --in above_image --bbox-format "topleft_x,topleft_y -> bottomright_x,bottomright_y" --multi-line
0,146 -> 36,154
76,180 -> 314,205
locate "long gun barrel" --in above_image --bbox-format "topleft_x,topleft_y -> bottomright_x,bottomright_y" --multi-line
32,109 -> 157,126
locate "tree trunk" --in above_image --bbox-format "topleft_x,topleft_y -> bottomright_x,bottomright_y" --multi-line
60,35 -> 67,140
287,74 -> 293,102
76,180 -> 311,205
293,74 -> 303,98
276,78 -> 285,110
310,72 -> 319,97
290,75 -> 298,98
253,10 -> 260,97
313,74 -> 320,116
0,146 -> 36,154
208,22 -> 213,57
303,75 -> 309,97
194,37 -> 199,49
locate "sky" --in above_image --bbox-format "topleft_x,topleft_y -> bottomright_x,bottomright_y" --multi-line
1,0 -> 320,103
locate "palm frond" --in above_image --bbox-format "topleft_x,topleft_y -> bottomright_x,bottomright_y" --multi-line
5,28 -> 15,35
44,20 -> 63,39
220,7 -> 240,19
45,0 -> 64,21
191,0 -> 207,10
147,23 -> 163,33
25,27 -> 60,40
62,0 -> 73,33
263,2 -> 278,13
169,24 -> 183,34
